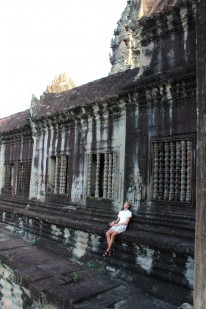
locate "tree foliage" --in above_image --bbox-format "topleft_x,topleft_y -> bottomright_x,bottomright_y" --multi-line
45,73 -> 76,94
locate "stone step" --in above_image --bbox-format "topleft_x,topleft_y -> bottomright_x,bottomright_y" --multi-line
74,286 -> 177,309
0,197 -> 27,209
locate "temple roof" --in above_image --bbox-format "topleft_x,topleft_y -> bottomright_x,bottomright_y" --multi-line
31,68 -> 140,120
0,110 -> 30,134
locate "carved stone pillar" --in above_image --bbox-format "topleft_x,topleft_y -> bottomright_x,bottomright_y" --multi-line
195,0 -> 206,306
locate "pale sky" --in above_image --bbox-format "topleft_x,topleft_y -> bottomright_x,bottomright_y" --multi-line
0,0 -> 126,118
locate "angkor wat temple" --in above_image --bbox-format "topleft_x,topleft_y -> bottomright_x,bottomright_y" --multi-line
0,0 -> 200,307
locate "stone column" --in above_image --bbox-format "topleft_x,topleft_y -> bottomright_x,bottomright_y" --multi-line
194,0 -> 206,308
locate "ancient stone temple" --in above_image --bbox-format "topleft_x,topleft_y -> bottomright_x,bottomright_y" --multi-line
0,0 -> 197,307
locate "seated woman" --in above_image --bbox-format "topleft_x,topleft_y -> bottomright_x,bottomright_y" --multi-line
103,201 -> 132,257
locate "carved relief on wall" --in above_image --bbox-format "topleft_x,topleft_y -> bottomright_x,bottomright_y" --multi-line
126,167 -> 143,208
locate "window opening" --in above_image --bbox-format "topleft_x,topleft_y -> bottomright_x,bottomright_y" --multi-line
17,160 -> 31,193
50,155 -> 68,194
152,140 -> 192,202
87,152 -> 116,198
4,163 -> 14,191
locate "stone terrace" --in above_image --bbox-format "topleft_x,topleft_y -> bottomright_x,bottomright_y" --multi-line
0,198 -> 194,306
0,222 -> 178,308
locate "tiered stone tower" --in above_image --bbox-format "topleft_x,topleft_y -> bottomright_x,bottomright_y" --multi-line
109,0 -> 178,74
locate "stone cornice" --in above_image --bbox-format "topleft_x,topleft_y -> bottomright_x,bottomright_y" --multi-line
30,99 -> 126,135
0,125 -> 32,143
119,68 -> 196,109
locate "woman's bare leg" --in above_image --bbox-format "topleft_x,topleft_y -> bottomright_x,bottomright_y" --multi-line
105,229 -> 118,252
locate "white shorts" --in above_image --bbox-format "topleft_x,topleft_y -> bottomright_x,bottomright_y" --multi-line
110,225 -> 127,234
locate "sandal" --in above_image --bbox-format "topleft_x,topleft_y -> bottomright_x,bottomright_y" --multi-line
107,250 -> 112,256
103,251 -> 109,257
103,250 -> 112,257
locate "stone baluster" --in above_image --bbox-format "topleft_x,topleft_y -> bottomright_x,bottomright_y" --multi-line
175,141 -> 181,201
169,142 -> 176,201
59,156 -> 67,194
180,141 -> 187,202
103,153 -> 108,198
4,164 -> 10,189
87,154 -> 92,196
17,163 -> 23,192
158,142 -> 164,200
21,163 -> 24,191
153,142 -> 159,200
54,156 -> 60,194
112,153 -> 116,198
164,142 -> 170,200
95,153 -> 100,198
186,140 -> 192,202
107,153 -> 113,198
59,156 -> 63,194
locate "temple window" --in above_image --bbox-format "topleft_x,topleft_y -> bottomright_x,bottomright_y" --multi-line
49,156 -> 68,194
17,160 -> 31,193
87,153 -> 116,198
4,163 -> 14,191
152,139 -> 192,203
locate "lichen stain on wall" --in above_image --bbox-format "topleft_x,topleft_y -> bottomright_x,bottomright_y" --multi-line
185,256 -> 194,288
135,245 -> 154,273
51,224 -> 62,241
64,227 -> 71,244
89,234 -> 101,252
73,230 -> 89,259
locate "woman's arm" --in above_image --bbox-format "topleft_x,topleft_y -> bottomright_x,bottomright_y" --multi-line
110,218 -> 120,226
113,217 -> 131,226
